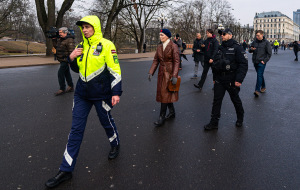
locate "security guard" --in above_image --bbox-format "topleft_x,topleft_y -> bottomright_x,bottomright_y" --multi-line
204,28 -> 248,130
45,15 -> 122,188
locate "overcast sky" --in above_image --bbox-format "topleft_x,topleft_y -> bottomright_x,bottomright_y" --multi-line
54,0 -> 298,26
227,0 -> 298,26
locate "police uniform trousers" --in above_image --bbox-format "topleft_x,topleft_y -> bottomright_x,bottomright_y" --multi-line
210,78 -> 244,125
59,94 -> 120,172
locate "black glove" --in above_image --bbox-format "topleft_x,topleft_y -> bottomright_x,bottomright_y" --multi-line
171,77 -> 177,85
148,74 -> 152,81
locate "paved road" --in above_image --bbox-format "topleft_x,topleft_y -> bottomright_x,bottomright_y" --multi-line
1,49 -> 300,190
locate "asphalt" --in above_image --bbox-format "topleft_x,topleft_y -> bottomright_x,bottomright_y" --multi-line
0,49 -> 300,190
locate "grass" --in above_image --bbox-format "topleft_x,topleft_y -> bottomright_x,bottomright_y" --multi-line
0,41 -> 46,55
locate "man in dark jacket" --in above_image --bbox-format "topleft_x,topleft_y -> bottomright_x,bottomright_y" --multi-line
192,33 -> 204,78
194,29 -> 219,91
173,34 -> 183,69
204,28 -> 248,130
52,27 -> 75,96
249,30 -> 272,97
293,41 -> 299,61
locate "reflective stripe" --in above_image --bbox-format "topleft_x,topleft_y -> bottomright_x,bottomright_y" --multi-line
102,101 -> 111,112
107,67 -> 121,88
109,133 -> 117,142
79,64 -> 106,82
64,146 -> 73,166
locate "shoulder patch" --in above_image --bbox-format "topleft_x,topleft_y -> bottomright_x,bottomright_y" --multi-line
111,50 -> 117,54
113,55 -> 119,64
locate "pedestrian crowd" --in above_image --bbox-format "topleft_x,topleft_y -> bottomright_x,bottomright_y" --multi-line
45,14 -> 300,188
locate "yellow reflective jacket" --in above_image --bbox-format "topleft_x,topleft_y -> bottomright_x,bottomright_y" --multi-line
274,40 -> 279,47
69,15 -> 122,99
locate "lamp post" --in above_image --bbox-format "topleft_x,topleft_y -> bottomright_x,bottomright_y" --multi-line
26,41 -> 29,55
158,14 -> 167,29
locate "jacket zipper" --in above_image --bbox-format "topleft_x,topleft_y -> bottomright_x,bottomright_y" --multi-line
85,40 -> 91,82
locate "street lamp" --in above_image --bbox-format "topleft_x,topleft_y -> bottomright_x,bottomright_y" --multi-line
158,14 -> 167,29
26,41 -> 29,55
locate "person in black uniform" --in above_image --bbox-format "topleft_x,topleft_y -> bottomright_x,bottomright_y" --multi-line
204,28 -> 248,130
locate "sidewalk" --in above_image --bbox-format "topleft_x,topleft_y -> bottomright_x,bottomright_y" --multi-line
0,50 -> 192,68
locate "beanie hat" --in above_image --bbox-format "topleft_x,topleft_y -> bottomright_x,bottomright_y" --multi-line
160,29 -> 171,38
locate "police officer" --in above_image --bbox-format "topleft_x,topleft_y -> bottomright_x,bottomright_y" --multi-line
204,28 -> 248,130
45,15 -> 122,188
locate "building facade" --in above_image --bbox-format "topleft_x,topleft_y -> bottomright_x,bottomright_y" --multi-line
294,9 -> 300,27
253,11 -> 300,43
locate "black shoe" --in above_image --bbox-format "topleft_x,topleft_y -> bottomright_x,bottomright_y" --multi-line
194,84 -> 202,91
108,144 -> 120,160
236,121 -> 243,127
204,123 -> 218,130
45,170 -> 72,188
254,91 -> 259,97
165,112 -> 175,119
154,116 -> 165,126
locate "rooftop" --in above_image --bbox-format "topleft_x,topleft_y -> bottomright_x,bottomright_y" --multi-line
255,11 -> 290,19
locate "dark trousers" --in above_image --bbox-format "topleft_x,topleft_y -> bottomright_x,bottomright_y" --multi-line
294,51 -> 298,60
160,103 -> 175,117
210,81 -> 244,125
60,95 -> 120,172
274,47 -> 278,53
197,61 -> 211,88
58,61 -> 73,91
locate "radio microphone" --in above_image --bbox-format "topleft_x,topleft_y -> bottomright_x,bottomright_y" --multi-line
77,44 -> 84,61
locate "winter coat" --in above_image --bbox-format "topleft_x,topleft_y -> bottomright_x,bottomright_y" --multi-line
249,37 -> 272,64
293,42 -> 299,52
173,38 -> 182,55
203,37 -> 219,62
192,38 -> 204,62
53,36 -> 75,62
149,40 -> 180,103
69,15 -> 122,100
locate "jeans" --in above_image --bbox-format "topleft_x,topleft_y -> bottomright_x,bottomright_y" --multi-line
197,60 -> 210,88
58,61 -> 73,90
254,63 -> 266,92
294,51 -> 298,60
210,81 -> 244,125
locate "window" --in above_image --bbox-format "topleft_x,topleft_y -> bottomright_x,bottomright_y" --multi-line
274,29 -> 276,33
283,29 -> 284,33
267,24 -> 269,27
264,24 -> 265,27
256,20 -> 258,23
279,19 -> 280,21
267,29 -> 269,33
271,19 -> 273,22
279,24 -> 280,27
271,24 -> 272,27
279,29 -> 280,33
260,24 -> 262,27
275,19 -> 276,22
283,24 -> 284,27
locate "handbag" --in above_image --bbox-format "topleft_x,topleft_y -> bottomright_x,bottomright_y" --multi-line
168,76 -> 181,92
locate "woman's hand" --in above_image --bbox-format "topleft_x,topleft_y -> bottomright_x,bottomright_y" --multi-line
69,48 -> 83,61
112,96 -> 120,106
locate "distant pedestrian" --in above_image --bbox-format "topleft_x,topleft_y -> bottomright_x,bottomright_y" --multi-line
204,28 -> 248,130
148,29 -> 180,127
249,30 -> 272,97
194,29 -> 219,92
293,41 -> 299,61
242,40 -> 247,51
281,41 -> 285,50
143,42 -> 146,53
45,15 -> 122,188
173,34 -> 183,69
191,33 -> 204,78
52,27 -> 75,96
273,40 -> 279,54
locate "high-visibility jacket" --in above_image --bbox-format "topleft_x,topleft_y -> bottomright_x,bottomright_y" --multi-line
69,15 -> 122,100
274,40 -> 279,47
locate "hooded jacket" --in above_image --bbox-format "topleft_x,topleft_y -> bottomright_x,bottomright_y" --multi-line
249,37 -> 272,64
69,15 -> 122,100
273,40 -> 279,47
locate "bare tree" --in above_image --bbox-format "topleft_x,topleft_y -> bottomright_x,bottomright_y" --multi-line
119,0 -> 170,52
34,0 -> 75,55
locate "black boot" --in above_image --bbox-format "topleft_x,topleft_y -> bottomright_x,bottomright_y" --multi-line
154,103 -> 167,126
45,170 -> 72,188
204,123 -> 218,130
166,103 -> 175,119
154,116 -> 165,126
108,144 -> 120,160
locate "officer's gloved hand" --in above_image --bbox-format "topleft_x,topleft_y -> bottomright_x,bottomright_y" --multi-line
148,74 -> 152,81
171,77 -> 177,85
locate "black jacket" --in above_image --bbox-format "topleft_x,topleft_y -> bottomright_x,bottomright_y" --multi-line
213,39 -> 248,83
249,37 -> 272,64
293,42 -> 299,52
192,38 -> 204,62
203,37 -> 219,62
